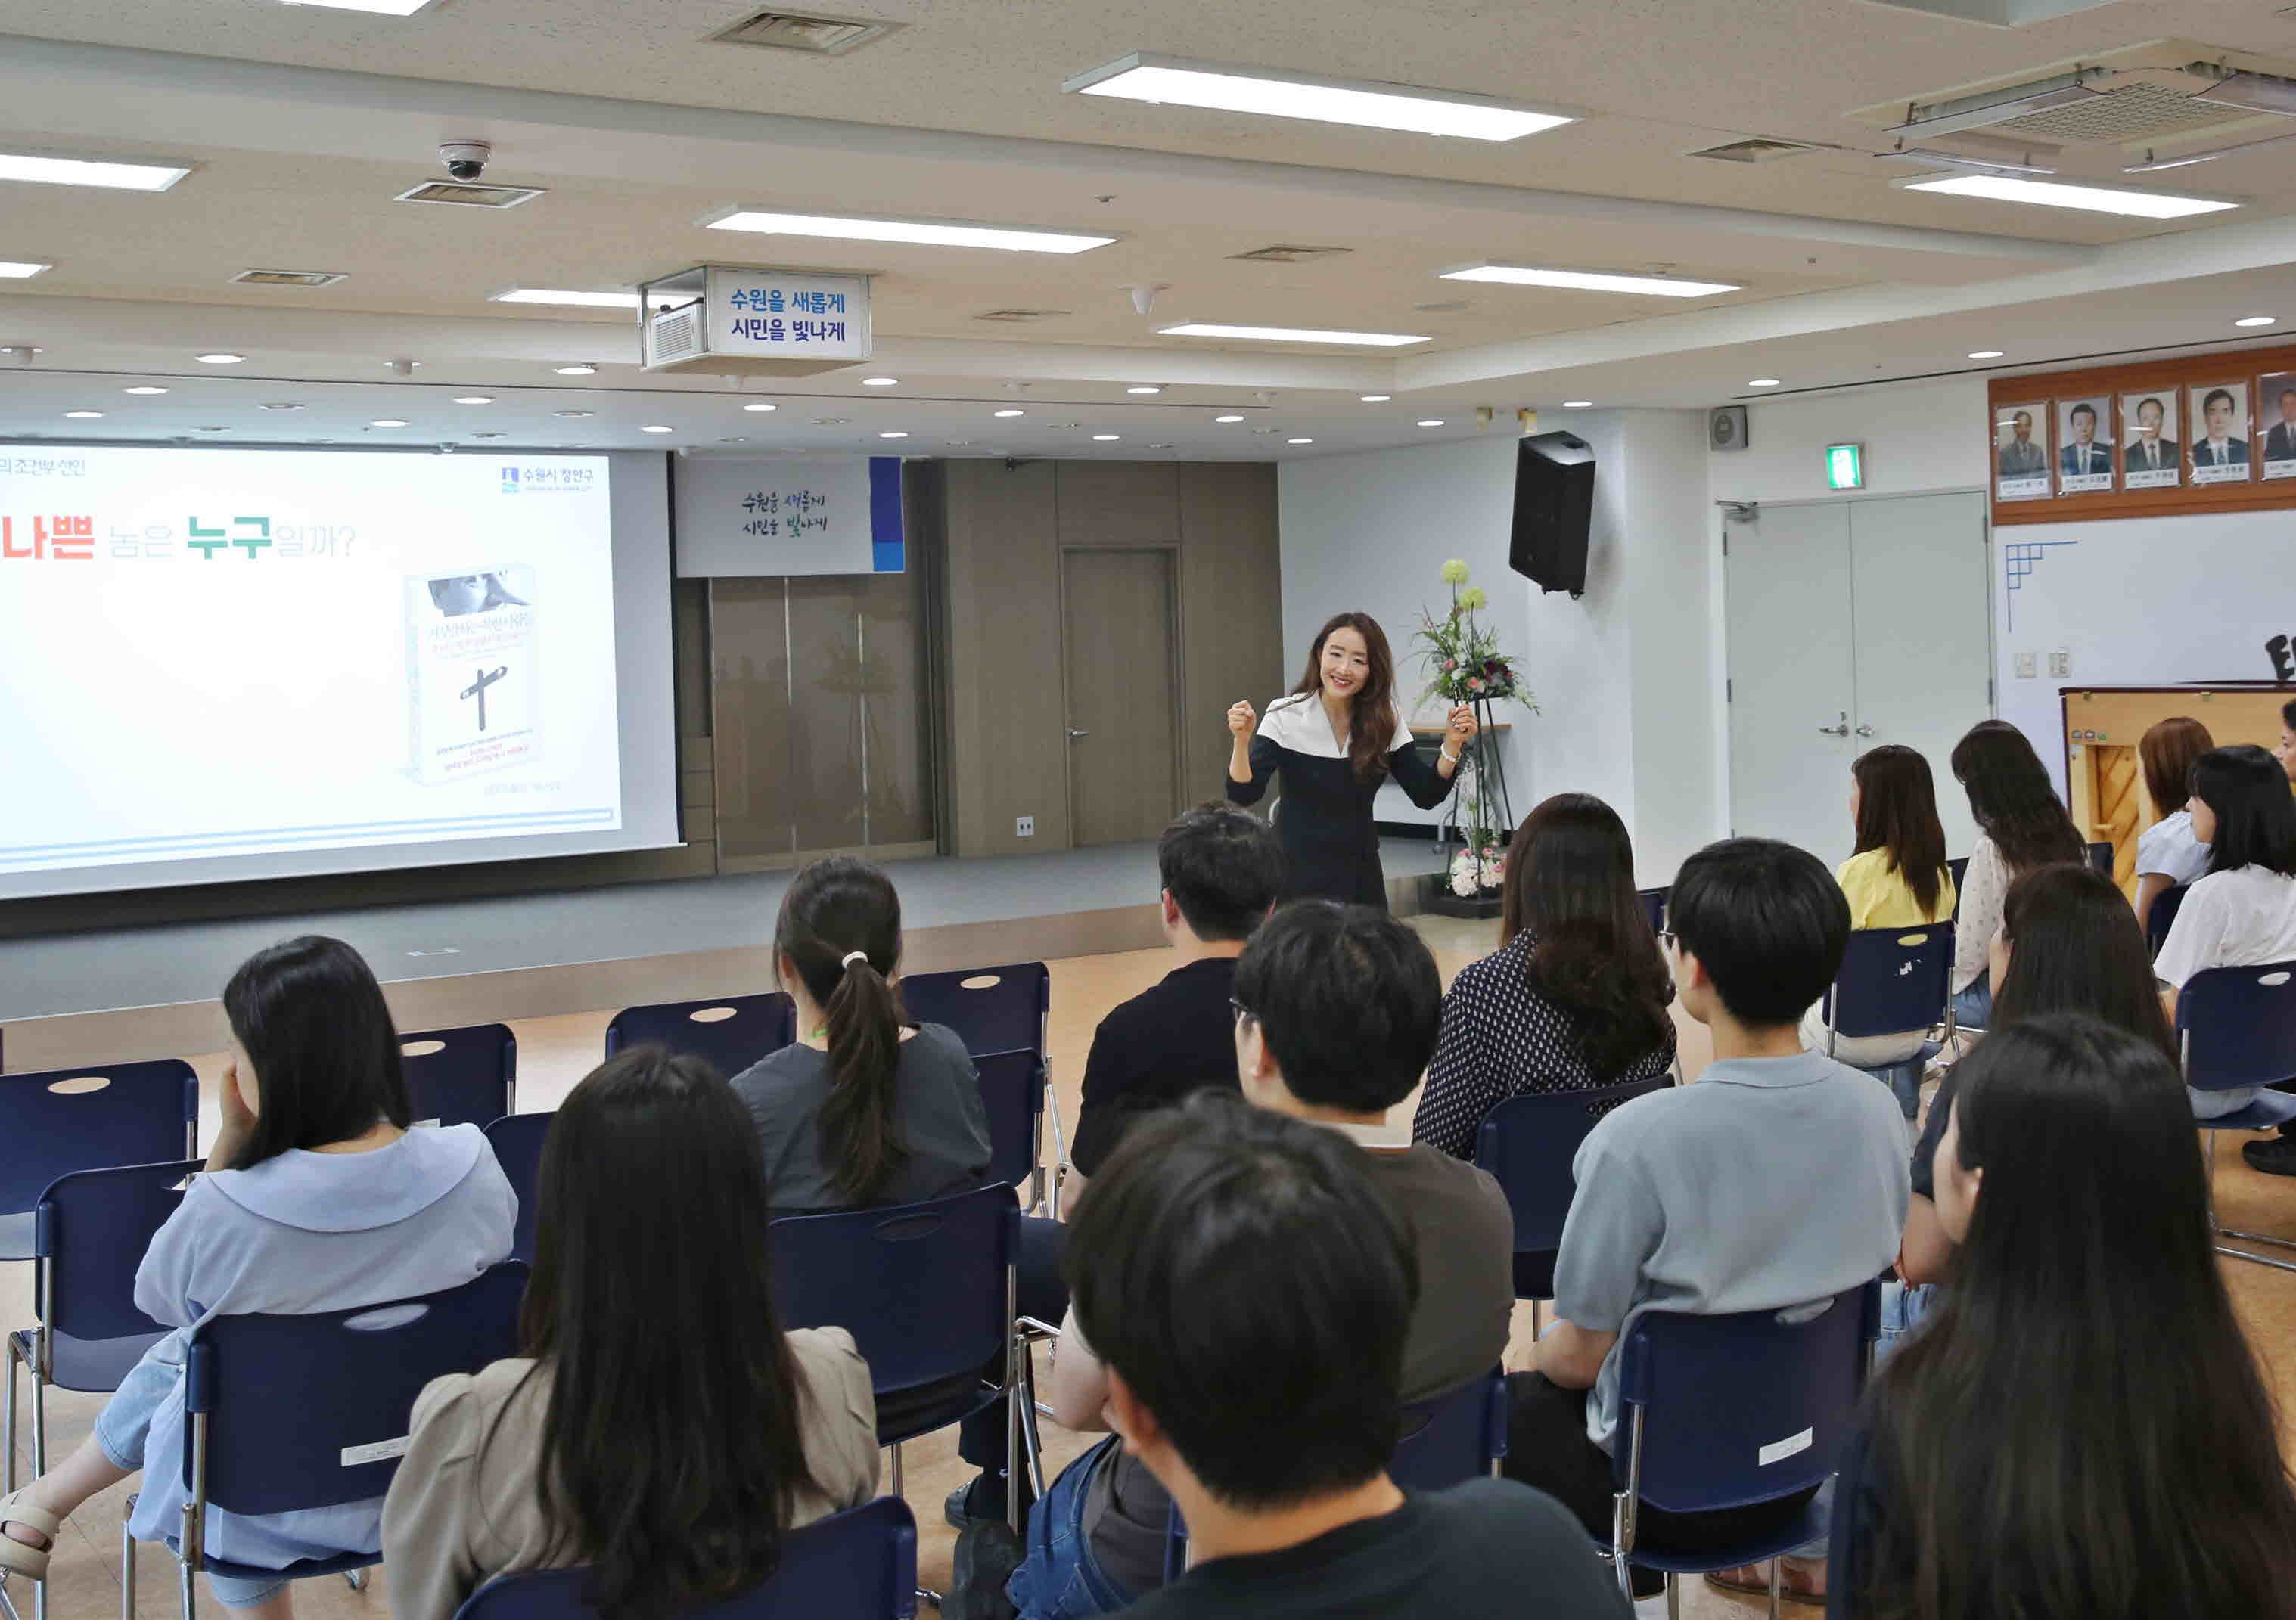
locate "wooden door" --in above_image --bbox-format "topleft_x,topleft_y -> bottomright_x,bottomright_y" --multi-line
1062,548 -> 1182,846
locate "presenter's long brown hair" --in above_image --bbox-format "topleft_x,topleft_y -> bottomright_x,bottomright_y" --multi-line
1291,611 -> 1400,782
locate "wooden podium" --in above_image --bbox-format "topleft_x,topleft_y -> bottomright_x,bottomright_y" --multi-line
2062,686 -> 2288,898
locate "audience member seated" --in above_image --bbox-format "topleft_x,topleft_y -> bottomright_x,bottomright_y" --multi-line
1067,802 -> 1284,1189
1011,902 -> 1515,1617
1802,745 -> 1957,1102
2278,697 -> 2296,785
2153,744 -> 2296,1131
1412,794 -> 1675,1159
1046,1096 -> 1626,1619
1828,1016 -> 2296,1619
2133,716 -> 2215,938
1946,720 -> 2086,1029
382,1046 -> 877,1620
1897,864 -> 2175,1311
1502,838 -> 1909,1605
0,936 -> 516,1620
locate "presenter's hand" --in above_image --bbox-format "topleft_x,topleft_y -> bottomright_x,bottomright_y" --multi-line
1445,704 -> 1480,749
1226,700 -> 1258,738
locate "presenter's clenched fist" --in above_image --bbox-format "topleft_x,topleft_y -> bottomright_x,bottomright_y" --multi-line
1226,700 -> 1258,737
1444,705 -> 1480,748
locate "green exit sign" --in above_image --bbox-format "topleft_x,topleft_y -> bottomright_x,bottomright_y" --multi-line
1825,442 -> 1864,490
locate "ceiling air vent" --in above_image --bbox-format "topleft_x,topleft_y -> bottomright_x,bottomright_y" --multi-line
711,8 -> 903,54
976,308 -> 1071,322
1227,244 -> 1353,264
393,182 -> 546,209
1688,138 -> 1817,163
231,268 -> 346,287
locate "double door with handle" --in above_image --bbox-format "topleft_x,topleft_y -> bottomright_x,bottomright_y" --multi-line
1725,492 -> 1991,868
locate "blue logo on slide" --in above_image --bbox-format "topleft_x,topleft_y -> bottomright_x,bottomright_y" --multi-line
500,467 -> 520,494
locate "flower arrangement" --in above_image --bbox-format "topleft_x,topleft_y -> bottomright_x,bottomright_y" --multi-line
1415,560 -> 1533,900
1450,843 -> 1505,898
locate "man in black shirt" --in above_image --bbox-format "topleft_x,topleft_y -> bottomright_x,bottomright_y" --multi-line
1058,1096 -> 1629,1620
1066,802 -> 1285,1187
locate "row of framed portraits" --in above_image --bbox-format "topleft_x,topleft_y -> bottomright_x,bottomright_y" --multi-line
1993,374 -> 2296,502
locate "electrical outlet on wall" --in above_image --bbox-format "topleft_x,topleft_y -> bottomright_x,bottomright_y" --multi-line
2048,650 -> 2071,678
2015,653 -> 2037,678
1016,815 -> 1035,838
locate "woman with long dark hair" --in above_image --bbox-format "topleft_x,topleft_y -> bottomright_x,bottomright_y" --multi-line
1226,610 -> 1477,906
2133,715 -> 2214,937
0,937 -> 515,1618
1412,793 -> 1676,1158
1829,1015 -> 2296,1619
1945,720 -> 2084,1029
382,1047 -> 877,1620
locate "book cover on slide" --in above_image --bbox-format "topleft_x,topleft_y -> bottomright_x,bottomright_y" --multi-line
405,566 -> 541,784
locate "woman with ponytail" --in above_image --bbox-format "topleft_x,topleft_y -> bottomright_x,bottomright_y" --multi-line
731,855 -> 990,1213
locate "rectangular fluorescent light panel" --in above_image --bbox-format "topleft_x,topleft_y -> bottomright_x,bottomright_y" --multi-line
1066,54 -> 1574,141
0,151 -> 190,191
492,288 -> 693,309
1158,321 -> 1428,347
706,209 -> 1114,254
1897,172 -> 2237,219
0,261 -> 50,278
1441,264 -> 1739,297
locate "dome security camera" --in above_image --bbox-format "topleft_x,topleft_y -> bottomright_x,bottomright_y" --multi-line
439,141 -> 492,182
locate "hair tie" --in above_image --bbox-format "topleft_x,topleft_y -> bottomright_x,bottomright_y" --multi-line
841,951 -> 870,971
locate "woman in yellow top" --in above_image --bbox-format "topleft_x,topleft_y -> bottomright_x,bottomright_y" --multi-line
1806,745 -> 1959,1109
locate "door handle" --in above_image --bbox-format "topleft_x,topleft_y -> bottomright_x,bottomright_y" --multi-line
1818,712 -> 1850,737
1067,728 -> 1090,739
1855,724 -> 1876,738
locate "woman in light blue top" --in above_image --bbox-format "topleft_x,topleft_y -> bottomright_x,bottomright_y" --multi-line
0,936 -> 516,1618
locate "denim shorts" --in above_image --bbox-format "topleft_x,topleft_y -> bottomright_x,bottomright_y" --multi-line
1006,1436 -> 1137,1620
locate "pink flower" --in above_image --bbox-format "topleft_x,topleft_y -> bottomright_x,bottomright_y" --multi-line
1468,676 -> 1484,691
1443,659 -> 1457,671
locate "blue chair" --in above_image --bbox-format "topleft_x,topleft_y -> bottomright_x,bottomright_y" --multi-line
770,1186 -> 1023,1536
899,964 -> 1067,1215
402,1023 -> 517,1129
1474,1078 -> 1672,1316
1637,888 -> 1668,936
973,1050 -> 1049,1205
1605,1280 -> 1883,1617
1,1060 -> 199,1261
483,1113 -> 552,1265
2147,882 -> 2189,957
1820,923 -> 1956,1119
1947,856 -> 1969,921
2176,959 -> 2296,1273
604,993 -> 795,1079
157,1263 -> 527,1618
449,1497 -> 919,1619
2086,839 -> 2114,877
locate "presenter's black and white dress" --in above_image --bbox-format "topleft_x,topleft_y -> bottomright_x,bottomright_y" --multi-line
1226,693 -> 1456,907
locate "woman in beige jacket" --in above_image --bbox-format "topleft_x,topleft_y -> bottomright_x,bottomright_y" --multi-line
382,1047 -> 880,1620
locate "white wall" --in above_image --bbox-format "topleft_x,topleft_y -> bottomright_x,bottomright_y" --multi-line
1710,376 -> 1987,504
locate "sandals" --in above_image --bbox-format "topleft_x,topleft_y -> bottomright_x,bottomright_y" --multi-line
0,1488 -> 59,1581
1705,1558 -> 1825,1606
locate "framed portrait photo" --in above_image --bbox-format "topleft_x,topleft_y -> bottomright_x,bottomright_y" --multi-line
2120,389 -> 2181,489
1994,401 -> 2052,502
2189,380 -> 2253,485
2055,397 -> 2114,494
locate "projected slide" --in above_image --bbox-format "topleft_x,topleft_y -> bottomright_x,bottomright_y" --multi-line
0,445 -> 622,889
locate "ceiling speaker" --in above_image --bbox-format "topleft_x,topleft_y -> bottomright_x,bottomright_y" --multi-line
1710,405 -> 1750,452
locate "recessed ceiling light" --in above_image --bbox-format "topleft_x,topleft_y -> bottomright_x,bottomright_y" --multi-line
453,395 -> 495,405
496,289 -> 685,309
995,408 -> 1026,417
196,352 -> 245,365
1127,384 -> 1163,394
2236,315 -> 2278,328
257,402 -> 303,411
370,418 -> 410,427
1967,349 -> 2005,359
0,151 -> 191,192
1148,442 -> 1175,450
1288,436 -> 1313,444
717,436 -> 748,443
1440,264 -> 1741,297
1748,378 -> 1782,387
1417,419 -> 1446,427
1158,322 -> 1428,347
813,417 -> 852,426
861,377 -> 899,386
0,261 -> 49,278
1093,433 -> 1120,441
1895,172 -> 2238,220
879,430 -> 909,439
62,410 -> 103,419
554,364 -> 599,376
1359,394 -> 1391,402
744,402 -> 778,411
705,207 -> 1115,254
1215,414 -> 1245,424
1065,54 -> 1576,141
1049,422 -> 1082,430
555,409 -> 594,418
123,386 -> 169,395
1562,400 -> 1592,408
642,424 -> 674,433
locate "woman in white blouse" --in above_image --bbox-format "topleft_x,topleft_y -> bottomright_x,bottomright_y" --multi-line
2133,716 -> 2215,938
1947,722 -> 2087,1029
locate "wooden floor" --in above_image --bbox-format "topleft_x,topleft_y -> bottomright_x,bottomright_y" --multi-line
8,913 -> 2296,1618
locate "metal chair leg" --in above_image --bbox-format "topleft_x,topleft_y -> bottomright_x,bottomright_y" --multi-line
3,1336 -> 17,1495
344,1567 -> 367,1590
120,1507 -> 135,1620
1769,1557 -> 1783,1620
1667,1572 -> 1681,1620
1609,1494 -> 1633,1602
887,1442 -> 903,1498
177,1554 -> 197,1620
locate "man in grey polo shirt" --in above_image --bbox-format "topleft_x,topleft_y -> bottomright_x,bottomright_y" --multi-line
1502,837 -> 1909,1597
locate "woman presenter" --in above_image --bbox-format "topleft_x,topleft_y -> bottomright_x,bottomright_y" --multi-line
1226,610 -> 1477,908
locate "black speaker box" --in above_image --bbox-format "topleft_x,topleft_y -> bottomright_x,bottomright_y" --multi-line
1509,431 -> 1595,597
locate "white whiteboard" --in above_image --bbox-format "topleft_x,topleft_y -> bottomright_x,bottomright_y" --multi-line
1995,507 -> 2295,794
675,455 -> 905,577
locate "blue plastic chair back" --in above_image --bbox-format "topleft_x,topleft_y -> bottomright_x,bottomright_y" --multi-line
771,1185 -> 1014,1399
32,1158 -> 203,1391
182,1263 -> 527,1517
1637,889 -> 1667,936
1822,923 -> 1955,1041
402,1023 -> 517,1130
2086,839 -> 2114,877
2176,959 -> 2296,1094
1,1060 -> 199,1226
1389,1370 -> 1510,1491
449,1497 -> 919,1619
605,994 -> 796,1079
483,1113 -> 552,1265
1474,1078 -> 1672,1295
973,1049 -> 1045,1193
899,964 -> 1050,1062
2148,883 -> 2189,957
1614,1280 -> 1881,1515
1947,857 -> 1969,921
